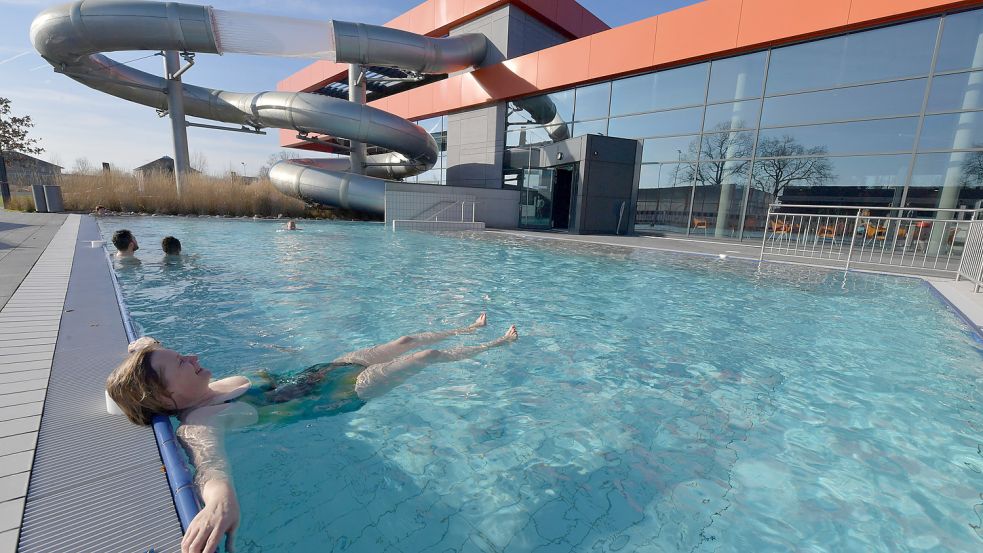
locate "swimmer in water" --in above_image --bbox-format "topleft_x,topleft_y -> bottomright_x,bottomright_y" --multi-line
106,314 -> 516,553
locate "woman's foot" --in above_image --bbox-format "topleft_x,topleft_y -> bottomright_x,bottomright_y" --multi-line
503,324 -> 518,342
469,312 -> 487,330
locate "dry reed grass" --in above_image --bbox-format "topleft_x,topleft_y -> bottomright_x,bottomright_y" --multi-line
57,171 -> 310,217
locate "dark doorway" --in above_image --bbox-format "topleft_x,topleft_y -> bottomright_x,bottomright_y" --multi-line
552,165 -> 575,230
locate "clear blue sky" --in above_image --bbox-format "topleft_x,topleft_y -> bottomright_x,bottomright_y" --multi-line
0,0 -> 700,175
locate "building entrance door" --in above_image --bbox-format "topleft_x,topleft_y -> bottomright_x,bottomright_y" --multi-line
551,164 -> 577,230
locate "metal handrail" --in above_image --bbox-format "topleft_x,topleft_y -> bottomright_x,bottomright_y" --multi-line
759,204 -> 983,278
429,199 -> 477,223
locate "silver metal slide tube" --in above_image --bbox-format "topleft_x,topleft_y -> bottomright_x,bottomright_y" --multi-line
31,0 -> 488,215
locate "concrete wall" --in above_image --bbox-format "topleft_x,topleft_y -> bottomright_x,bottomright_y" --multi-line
445,5 -> 568,189
386,181 -> 519,229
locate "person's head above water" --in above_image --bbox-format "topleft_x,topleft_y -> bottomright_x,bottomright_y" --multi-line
106,337 -> 213,425
161,236 -> 182,255
285,220 -> 297,230
112,229 -> 138,256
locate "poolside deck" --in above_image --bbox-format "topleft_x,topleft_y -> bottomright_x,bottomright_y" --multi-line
0,211 -> 182,552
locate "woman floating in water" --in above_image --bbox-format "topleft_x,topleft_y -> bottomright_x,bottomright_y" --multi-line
106,314 -> 516,553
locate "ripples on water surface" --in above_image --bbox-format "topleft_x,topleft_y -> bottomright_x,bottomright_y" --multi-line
100,216 -> 983,552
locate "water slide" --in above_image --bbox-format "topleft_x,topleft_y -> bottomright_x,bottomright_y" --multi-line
29,0 -> 489,215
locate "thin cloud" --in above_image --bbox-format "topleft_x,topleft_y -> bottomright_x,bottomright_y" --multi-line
0,50 -> 31,65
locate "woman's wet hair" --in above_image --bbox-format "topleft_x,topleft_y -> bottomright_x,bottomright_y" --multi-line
106,342 -> 176,425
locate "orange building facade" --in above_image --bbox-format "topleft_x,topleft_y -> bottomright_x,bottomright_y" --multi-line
280,0 -> 983,238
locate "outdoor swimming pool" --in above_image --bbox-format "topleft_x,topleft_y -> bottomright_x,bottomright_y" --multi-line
100,216 -> 983,552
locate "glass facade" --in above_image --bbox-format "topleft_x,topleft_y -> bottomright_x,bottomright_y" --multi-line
405,116 -> 448,185
502,8 -> 983,238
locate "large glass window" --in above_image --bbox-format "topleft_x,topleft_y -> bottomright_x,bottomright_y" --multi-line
703,100 -> 760,132
918,111 -> 983,151
757,118 -> 918,156
766,18 -> 939,94
642,135 -> 700,163
571,119 -> 608,137
699,131 -> 755,160
573,82 -> 611,121
506,126 -> 555,147
927,71 -> 983,113
761,79 -> 926,127
750,154 -> 909,207
909,152 -> 983,209
636,162 -> 694,232
508,91 -> 574,131
936,9 -> 983,72
692,161 -> 750,237
607,106 -> 703,139
707,52 -> 767,103
609,63 -> 709,117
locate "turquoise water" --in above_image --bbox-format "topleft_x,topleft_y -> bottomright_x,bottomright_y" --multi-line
100,216 -> 983,552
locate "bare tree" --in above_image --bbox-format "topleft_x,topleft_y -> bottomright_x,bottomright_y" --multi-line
681,123 -> 753,186
750,135 -> 835,201
72,158 -> 94,175
258,151 -> 302,179
0,97 -> 44,203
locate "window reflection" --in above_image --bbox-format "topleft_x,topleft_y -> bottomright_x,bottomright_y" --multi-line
757,118 -> 918,155
691,161 -> 749,237
607,107 -> 703,139
642,135 -> 700,163
708,52 -> 766,103
909,152 -> 983,209
927,71 -> 983,113
636,162 -> 695,232
571,119 -> 608,137
750,154 -> 908,209
573,82 -> 611,121
761,80 -> 925,127
698,129 -> 754,160
919,111 -> 983,151
609,63 -> 708,117
507,94 -> 573,144
704,101 -> 759,131
766,18 -> 938,94
936,9 -> 983,72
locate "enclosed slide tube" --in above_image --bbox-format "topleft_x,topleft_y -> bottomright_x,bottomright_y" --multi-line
31,0 -> 487,214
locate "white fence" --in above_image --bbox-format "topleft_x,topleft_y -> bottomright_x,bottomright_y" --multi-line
759,204 -> 981,278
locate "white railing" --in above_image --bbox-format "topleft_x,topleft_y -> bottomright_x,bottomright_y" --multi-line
391,199 -> 480,231
956,215 -> 983,292
427,199 -> 477,223
758,204 -> 981,277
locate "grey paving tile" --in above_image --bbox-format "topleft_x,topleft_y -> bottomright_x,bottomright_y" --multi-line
0,498 -> 25,532
0,372 -> 48,385
0,473 -> 28,502
0,362 -> 50,375
0,354 -> 51,366
0,345 -> 55,357
0,380 -> 47,395
0,434 -> 36,457
0,403 -> 43,422
0,452 -> 33,478
0,417 -> 40,438
0,337 -> 55,348
0,528 -> 17,553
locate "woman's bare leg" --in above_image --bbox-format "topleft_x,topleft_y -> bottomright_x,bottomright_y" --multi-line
333,313 -> 487,366
354,325 -> 518,399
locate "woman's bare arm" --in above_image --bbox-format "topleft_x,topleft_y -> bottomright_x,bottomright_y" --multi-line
176,405 -> 246,553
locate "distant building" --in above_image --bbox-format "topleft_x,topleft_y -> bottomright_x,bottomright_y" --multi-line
134,156 -> 178,176
134,156 -> 202,181
2,151 -> 62,187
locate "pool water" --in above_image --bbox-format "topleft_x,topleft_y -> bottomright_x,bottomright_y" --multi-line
100,216 -> 983,552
